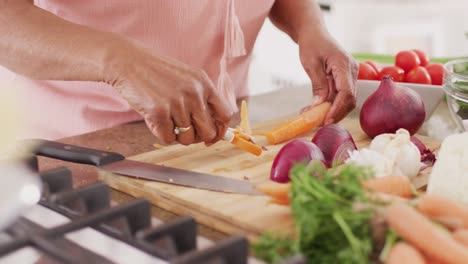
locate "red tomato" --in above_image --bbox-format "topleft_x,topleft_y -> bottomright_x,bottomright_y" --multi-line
378,66 -> 405,82
425,63 -> 444,85
395,50 -> 421,72
405,66 -> 432,84
412,49 -> 430,66
365,61 -> 381,73
358,62 -> 378,80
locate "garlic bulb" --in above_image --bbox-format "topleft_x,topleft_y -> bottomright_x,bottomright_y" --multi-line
346,149 -> 403,177
369,129 -> 422,178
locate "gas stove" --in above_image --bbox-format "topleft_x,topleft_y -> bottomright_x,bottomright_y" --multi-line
0,162 -> 305,264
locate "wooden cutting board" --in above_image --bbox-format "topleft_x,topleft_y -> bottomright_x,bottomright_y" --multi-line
98,116 -> 440,240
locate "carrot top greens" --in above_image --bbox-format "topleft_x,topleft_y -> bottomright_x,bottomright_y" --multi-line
253,162 -> 377,263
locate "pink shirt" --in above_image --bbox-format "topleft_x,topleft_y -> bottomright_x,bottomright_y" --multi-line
1,0 -> 275,140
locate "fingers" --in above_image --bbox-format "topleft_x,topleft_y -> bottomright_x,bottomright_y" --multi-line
326,75 -> 338,102
206,87 -> 233,124
185,79 -> 218,144
204,78 -> 233,144
325,73 -> 357,124
144,106 -> 176,145
171,103 -> 196,146
141,67 -> 232,146
324,56 -> 358,124
192,108 -> 218,144
207,120 -> 228,146
324,89 -> 356,125
302,60 -> 330,105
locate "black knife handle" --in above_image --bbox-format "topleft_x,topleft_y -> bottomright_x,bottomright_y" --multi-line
27,139 -> 125,166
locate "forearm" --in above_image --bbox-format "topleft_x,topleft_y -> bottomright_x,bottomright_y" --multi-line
0,1 -> 125,83
269,0 -> 328,43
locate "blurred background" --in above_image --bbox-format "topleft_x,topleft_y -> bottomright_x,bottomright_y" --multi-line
248,0 -> 468,95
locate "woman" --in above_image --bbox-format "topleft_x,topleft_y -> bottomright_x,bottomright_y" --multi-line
0,0 -> 357,146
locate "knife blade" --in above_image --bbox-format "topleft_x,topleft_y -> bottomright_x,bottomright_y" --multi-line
27,140 -> 262,195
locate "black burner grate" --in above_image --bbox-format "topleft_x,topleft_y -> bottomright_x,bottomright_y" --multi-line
0,160 -> 306,264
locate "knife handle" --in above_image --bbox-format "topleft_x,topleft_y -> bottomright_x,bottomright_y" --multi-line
26,139 -> 125,166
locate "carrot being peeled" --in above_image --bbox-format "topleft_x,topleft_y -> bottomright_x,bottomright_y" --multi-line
362,175 -> 414,198
265,102 -> 331,145
385,242 -> 426,264
385,202 -> 468,264
416,194 -> 468,229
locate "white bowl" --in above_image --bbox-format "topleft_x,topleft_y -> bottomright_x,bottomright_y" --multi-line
356,80 -> 445,120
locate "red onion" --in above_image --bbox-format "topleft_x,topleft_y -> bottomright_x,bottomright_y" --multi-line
410,136 -> 436,168
360,75 -> 426,138
311,124 -> 357,168
270,139 -> 325,183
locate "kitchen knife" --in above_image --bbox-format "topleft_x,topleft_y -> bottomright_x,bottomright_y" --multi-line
27,139 -> 262,195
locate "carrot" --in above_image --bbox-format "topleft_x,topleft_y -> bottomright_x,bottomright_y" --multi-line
385,202 -> 468,264
231,135 -> 262,156
362,175 -> 414,198
366,192 -> 409,204
416,194 -> 468,228
256,182 -> 291,205
432,217 -> 464,231
385,242 -> 426,264
453,229 -> 468,248
265,102 -> 331,144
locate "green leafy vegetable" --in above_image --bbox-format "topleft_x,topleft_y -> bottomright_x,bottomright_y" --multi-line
252,233 -> 297,264
379,230 -> 399,262
253,163 -> 378,263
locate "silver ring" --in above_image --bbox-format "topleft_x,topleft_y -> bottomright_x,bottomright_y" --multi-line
174,126 -> 192,135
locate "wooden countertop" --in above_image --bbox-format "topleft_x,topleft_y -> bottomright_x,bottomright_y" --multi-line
37,84 -> 453,240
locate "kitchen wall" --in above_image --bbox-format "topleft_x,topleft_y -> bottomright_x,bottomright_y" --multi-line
248,0 -> 468,95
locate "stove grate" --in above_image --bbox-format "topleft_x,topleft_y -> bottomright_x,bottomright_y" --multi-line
0,161 -> 306,264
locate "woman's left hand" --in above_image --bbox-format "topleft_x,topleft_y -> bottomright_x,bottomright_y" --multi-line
298,30 -> 359,125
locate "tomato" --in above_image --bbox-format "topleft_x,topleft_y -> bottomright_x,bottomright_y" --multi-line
365,61 -> 381,73
395,50 -> 421,72
425,63 -> 444,85
405,66 -> 432,84
358,62 -> 378,80
412,49 -> 430,66
378,66 -> 405,82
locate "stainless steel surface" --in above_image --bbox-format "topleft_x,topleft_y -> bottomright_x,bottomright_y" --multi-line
100,159 -> 262,195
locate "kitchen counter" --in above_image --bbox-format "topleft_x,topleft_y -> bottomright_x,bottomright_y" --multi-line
37,84 -> 456,240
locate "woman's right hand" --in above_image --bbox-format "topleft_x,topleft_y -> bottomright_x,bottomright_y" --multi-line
105,40 -> 234,146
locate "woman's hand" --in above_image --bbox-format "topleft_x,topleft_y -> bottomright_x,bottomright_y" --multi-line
106,41 -> 233,146
298,31 -> 358,125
